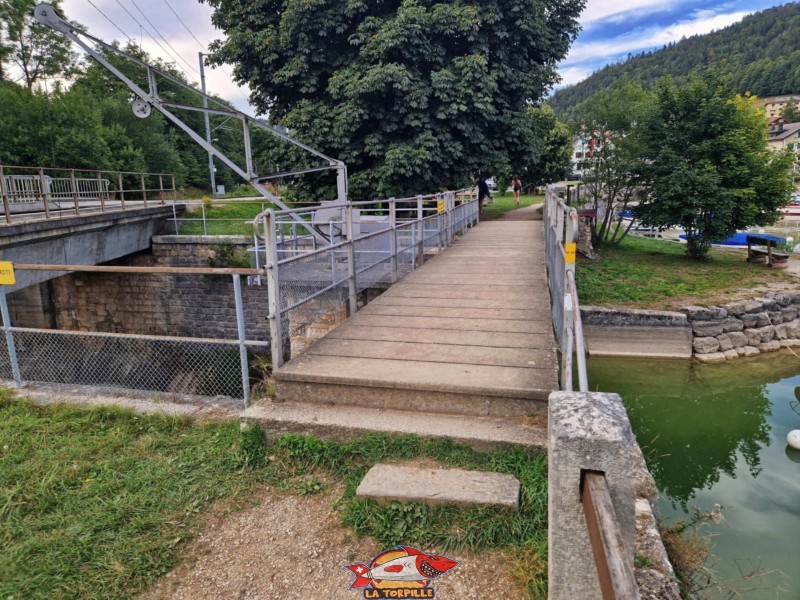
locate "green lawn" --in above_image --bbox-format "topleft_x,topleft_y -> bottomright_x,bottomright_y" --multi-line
481,194 -> 543,220
178,201 -> 271,235
576,235 -> 793,310
0,393 -> 549,599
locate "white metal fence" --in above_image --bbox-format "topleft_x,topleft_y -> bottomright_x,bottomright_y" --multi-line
0,164 -> 177,223
543,185 -> 588,391
0,268 -> 266,407
254,190 -> 479,367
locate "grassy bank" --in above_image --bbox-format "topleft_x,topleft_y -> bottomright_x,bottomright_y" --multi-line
481,194 -> 543,220
576,235 -> 793,309
0,394 -> 548,599
178,201 -> 270,236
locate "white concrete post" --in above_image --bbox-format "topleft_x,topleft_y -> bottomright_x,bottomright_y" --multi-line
548,391 -> 638,600
389,198 -> 398,283
232,274 -> 250,408
416,195 -> 424,267
0,289 -> 22,387
344,204 -> 358,315
264,210 -> 284,368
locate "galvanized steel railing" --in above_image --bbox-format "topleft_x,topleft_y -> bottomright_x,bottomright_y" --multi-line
254,190 -> 479,367
543,184 -> 588,391
0,164 -> 176,224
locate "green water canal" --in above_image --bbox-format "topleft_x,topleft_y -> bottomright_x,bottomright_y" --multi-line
588,354 -> 800,598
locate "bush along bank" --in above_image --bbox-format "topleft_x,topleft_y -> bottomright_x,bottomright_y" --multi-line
685,292 -> 800,362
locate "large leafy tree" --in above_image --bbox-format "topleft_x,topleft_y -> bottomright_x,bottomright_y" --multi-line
0,0 -> 78,90
574,79 -> 653,244
635,72 -> 794,259
205,0 -> 584,199
525,104 -> 572,185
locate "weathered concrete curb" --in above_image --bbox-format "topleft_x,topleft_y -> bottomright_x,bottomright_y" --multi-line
356,464 -> 520,510
584,292 -> 800,362
582,307 -> 692,358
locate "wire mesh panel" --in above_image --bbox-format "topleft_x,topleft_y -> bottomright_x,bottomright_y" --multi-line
354,229 -> 393,292
10,328 -> 244,398
0,335 -> 13,381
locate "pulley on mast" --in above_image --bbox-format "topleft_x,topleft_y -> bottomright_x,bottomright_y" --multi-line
33,3 -> 347,242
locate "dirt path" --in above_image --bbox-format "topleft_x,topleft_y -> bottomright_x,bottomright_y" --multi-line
139,484 -> 522,600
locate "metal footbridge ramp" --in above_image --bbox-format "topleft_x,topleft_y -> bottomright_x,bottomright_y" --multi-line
244,196 -> 558,447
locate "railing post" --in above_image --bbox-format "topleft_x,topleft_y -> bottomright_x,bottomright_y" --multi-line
38,167 -> 51,218
97,170 -> 106,212
344,204 -> 358,315
0,289 -> 22,387
264,210 -> 284,369
158,174 -> 165,205
389,198 -> 398,283
140,173 -> 148,207
117,172 -> 125,209
416,195 -> 424,267
232,274 -> 250,408
0,165 -> 11,224
69,169 -> 81,216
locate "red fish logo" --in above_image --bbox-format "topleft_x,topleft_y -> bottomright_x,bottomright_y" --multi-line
343,546 -> 458,598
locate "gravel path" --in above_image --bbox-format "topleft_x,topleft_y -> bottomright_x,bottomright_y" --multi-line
139,483 -> 522,600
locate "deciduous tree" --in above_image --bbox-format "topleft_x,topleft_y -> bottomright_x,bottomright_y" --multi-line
205,0 -> 584,199
635,73 -> 794,259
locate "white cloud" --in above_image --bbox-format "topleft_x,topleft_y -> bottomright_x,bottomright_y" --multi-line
580,0 -> 690,26
556,66 -> 595,88
562,9 -> 752,67
61,0 -> 254,113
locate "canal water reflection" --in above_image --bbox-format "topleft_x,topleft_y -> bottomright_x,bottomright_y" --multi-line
588,354 -> 800,599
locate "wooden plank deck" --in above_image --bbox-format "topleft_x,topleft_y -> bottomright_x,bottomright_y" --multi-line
274,219 -> 558,417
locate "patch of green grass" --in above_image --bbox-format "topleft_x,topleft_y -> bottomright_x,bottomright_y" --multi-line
0,392 -> 272,600
481,194 -> 543,221
576,235 -> 792,310
179,201 -> 272,235
0,396 -> 549,599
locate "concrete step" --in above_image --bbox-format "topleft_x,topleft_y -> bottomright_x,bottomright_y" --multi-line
240,400 -> 548,450
274,355 -> 553,417
356,464 -> 520,510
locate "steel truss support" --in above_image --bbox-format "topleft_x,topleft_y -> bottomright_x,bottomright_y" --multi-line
34,3 -> 346,241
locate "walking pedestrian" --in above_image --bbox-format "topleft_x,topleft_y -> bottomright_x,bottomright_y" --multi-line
478,176 -> 490,216
512,176 -> 522,208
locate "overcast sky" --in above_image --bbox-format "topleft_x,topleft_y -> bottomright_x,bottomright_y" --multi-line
59,0 -> 789,113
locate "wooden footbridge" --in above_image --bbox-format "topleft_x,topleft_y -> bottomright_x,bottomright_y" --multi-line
245,204 -> 559,447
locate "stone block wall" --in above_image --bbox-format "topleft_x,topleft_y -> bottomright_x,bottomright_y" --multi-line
683,291 -> 800,363
50,236 -> 272,343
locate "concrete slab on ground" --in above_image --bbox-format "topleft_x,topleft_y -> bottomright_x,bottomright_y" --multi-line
356,464 -> 521,510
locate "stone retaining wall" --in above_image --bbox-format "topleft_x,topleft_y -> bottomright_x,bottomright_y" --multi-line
683,291 -> 800,363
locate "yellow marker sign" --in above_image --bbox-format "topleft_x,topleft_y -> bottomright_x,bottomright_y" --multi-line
437,200 -> 445,213
0,262 -> 14,285
565,243 -> 577,264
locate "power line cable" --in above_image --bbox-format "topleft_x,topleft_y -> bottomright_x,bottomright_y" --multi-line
126,0 -> 202,78
160,0 -> 206,53
111,0 -> 196,82
86,0 -> 133,42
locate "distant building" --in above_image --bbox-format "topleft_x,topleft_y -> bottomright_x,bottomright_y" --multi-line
756,94 -> 800,120
768,118 -> 800,180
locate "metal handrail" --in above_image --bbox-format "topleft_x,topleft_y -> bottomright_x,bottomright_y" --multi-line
260,189 -> 479,367
581,471 -> 641,599
543,184 -> 589,391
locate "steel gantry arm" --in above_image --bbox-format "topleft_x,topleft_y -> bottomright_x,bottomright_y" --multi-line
34,3 -> 346,242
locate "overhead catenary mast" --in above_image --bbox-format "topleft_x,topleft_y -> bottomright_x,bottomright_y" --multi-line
33,3 -> 347,241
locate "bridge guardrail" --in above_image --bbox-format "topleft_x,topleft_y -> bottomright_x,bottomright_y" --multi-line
254,190 -> 479,367
543,184 -> 588,391
0,164 -> 176,224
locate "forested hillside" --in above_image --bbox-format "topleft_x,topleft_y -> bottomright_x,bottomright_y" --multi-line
550,2 -> 800,118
